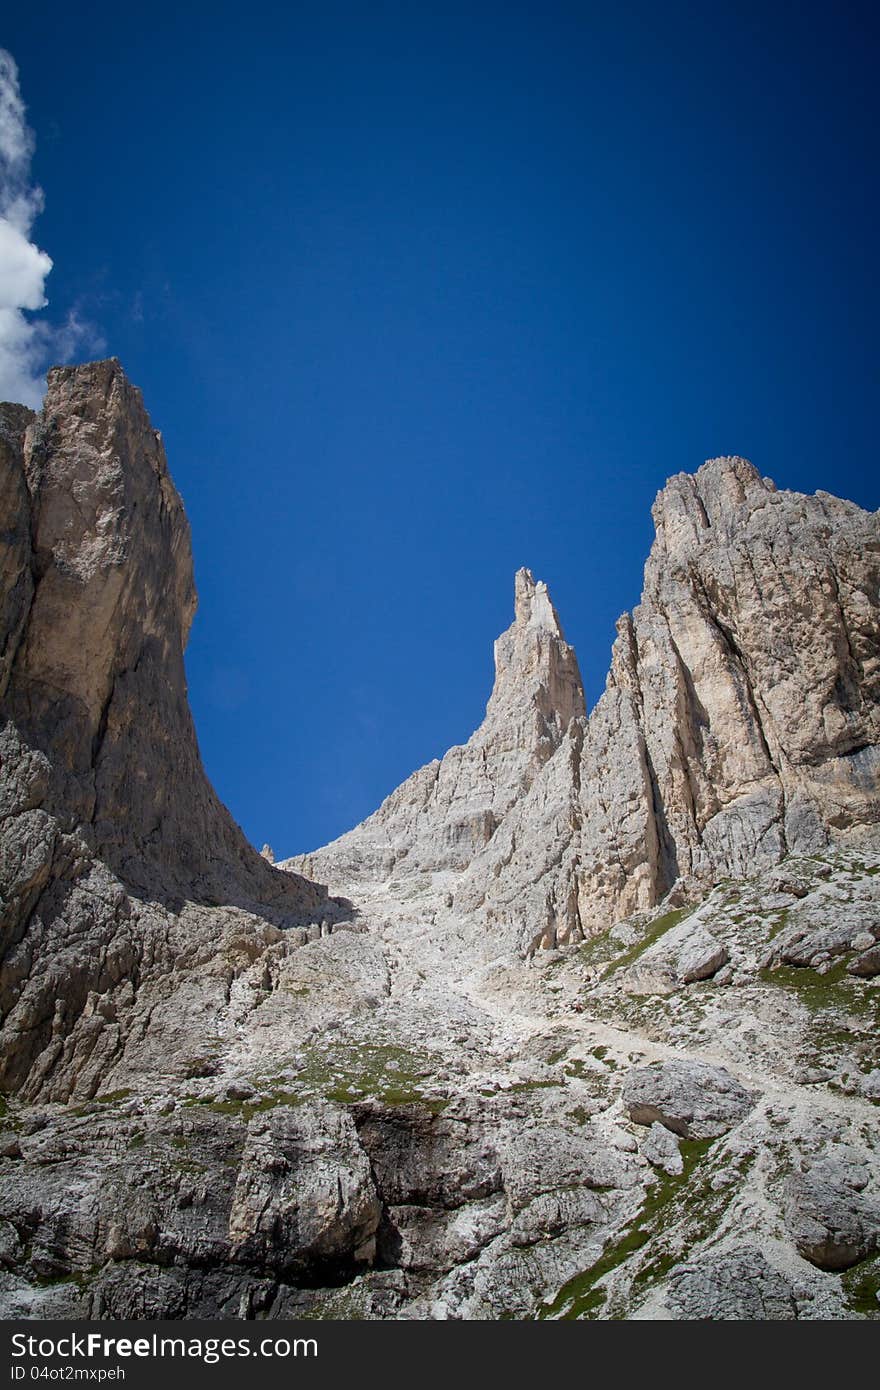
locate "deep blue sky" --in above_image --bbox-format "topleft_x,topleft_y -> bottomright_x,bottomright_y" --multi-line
5,1 -> 878,856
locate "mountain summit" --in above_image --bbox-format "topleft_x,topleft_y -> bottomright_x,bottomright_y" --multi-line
288,564 -> 585,885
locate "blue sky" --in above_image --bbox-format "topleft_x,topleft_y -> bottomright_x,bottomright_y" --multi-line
3,1 -> 878,856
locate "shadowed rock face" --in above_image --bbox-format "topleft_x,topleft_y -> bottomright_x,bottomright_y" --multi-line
0,360 -> 326,1101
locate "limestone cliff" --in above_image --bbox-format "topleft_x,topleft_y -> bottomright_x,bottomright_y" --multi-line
457,458 -> 879,950
0,360 -> 326,1100
295,456 -> 879,956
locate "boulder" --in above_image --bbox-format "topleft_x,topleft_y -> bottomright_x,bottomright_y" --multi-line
848,944 -> 880,978
623,1060 -> 757,1139
228,1102 -> 381,1274
640,1121 -> 684,1176
622,918 -> 729,995
783,1167 -> 880,1271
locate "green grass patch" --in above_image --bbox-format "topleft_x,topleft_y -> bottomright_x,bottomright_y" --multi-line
34,1270 -> 89,1291
537,1137 -> 713,1319
0,1094 -> 20,1130
758,962 -> 878,1020
286,1041 -> 446,1111
564,1059 -> 589,1080
184,1090 -> 302,1121
765,908 -> 790,939
603,908 -> 692,979
842,1251 -> 880,1318
572,932 -> 629,973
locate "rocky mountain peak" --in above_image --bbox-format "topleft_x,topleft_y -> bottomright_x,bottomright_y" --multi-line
0,360 -> 340,1106
452,460 -> 880,953
512,566 -> 562,631
286,568 -> 585,887
485,567 -> 585,744
650,455 -> 776,559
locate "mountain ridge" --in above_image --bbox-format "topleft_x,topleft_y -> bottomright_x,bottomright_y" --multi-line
287,453 -> 879,957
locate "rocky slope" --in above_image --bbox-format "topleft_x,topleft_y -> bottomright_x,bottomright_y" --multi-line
0,362 -> 877,1321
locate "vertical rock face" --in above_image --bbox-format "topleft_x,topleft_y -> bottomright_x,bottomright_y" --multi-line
289,566 -> 585,883
0,360 -> 324,1100
640,458 -> 878,863
457,458 -> 880,949
1,359 -> 322,908
0,403 -> 35,702
294,456 -> 879,954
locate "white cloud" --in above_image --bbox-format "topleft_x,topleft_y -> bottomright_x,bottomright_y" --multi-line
0,48 -> 94,408
0,215 -> 52,311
